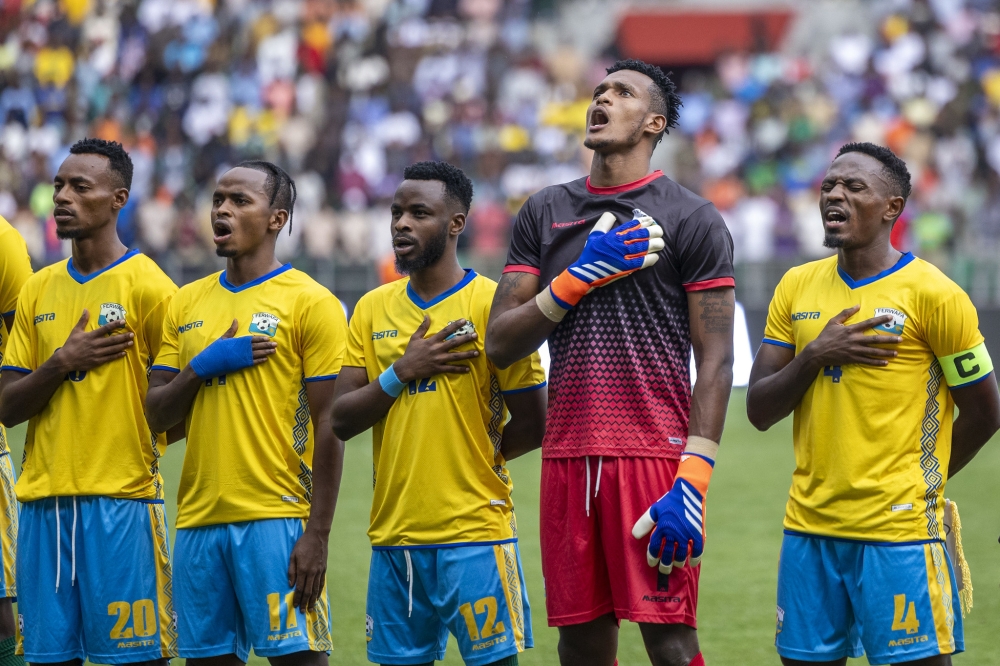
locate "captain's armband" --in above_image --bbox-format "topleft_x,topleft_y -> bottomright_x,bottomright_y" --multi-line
939,342 -> 994,388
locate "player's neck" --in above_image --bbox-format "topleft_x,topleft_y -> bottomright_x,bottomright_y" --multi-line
838,240 -> 903,282
409,254 -> 466,303
225,249 -> 284,287
589,147 -> 653,188
70,226 -> 128,276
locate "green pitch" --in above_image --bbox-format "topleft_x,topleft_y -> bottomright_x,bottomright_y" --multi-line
8,388 -> 999,665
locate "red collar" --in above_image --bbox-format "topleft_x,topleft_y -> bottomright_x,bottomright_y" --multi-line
586,170 -> 664,195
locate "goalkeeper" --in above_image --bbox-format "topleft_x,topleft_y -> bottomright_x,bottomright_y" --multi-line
486,59 -> 735,666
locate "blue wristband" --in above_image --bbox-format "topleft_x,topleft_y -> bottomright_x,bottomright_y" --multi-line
190,336 -> 255,380
378,364 -> 406,397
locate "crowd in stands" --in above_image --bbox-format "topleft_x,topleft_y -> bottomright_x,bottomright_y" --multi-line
2,0 -> 1000,288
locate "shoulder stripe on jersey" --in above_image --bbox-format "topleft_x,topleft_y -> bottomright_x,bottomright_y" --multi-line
585,170 -> 664,195
219,263 -> 292,293
151,365 -> 180,373
503,264 -> 540,276
0,365 -> 30,374
67,248 -> 140,284
683,277 -> 735,292
837,252 -> 915,289
501,381 -> 547,396
304,374 -> 338,383
762,338 -> 795,349
406,269 -> 477,309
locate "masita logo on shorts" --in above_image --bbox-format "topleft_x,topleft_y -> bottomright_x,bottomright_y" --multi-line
874,307 -> 907,335
98,302 -> 126,326
249,312 -> 280,337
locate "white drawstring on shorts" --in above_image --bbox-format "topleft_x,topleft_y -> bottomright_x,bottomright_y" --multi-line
585,456 -> 604,517
403,550 -> 413,618
54,497 -> 78,592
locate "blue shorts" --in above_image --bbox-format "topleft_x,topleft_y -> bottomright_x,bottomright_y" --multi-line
16,496 -> 177,663
776,531 -> 964,665
174,518 -> 332,661
0,451 -> 18,599
366,542 -> 533,666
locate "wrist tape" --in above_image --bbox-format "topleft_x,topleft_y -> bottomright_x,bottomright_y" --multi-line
378,364 -> 406,397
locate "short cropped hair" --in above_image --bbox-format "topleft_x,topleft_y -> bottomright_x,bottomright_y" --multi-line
836,142 -> 912,202
69,138 -> 133,190
606,59 -> 681,143
234,160 -> 297,232
402,161 -> 474,213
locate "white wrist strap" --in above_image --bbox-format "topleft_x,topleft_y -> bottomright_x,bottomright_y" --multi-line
684,436 -> 719,462
535,288 -> 568,323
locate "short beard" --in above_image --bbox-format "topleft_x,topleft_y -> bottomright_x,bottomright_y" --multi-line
55,228 -> 84,240
823,234 -> 846,249
394,228 -> 448,275
215,247 -> 238,258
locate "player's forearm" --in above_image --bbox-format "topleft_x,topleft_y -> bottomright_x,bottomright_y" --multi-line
145,367 -> 203,433
746,349 -> 822,431
499,415 -> 545,461
0,358 -> 74,426
305,427 -> 343,536
948,409 -> 1000,477
330,382 -> 396,441
485,302 -> 557,369
688,358 -> 733,442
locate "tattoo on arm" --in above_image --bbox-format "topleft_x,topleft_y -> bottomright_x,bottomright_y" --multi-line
495,272 -> 529,304
698,290 -> 733,334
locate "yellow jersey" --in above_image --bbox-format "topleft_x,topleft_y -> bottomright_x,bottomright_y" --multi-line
345,270 -> 546,548
763,253 -> 992,543
3,250 -> 177,501
153,265 -> 348,529
0,218 -> 33,457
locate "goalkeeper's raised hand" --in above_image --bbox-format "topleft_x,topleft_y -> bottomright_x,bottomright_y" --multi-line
632,437 -> 717,575
535,208 -> 664,322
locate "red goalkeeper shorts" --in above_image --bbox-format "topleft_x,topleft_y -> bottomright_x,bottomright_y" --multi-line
540,456 -> 699,628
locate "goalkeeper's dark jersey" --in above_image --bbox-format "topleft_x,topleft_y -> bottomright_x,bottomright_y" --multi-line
504,170 -> 734,459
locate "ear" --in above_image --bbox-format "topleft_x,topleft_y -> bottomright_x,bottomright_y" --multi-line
883,195 -> 905,226
269,209 -> 290,234
449,212 -> 467,237
111,188 -> 129,212
646,111 -> 666,139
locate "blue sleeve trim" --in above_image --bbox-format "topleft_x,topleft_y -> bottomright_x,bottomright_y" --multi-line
150,365 -> 180,374
304,374 -> 339,383
0,365 -> 30,374
783,529 -> 942,547
372,538 -> 518,551
501,380 -> 547,396
0,310 -> 14,318
762,338 -> 795,350
949,370 -> 993,390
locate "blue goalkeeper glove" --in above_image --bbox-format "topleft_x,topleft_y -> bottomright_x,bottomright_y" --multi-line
535,209 -> 664,321
632,441 -> 716,575
190,334 -> 254,380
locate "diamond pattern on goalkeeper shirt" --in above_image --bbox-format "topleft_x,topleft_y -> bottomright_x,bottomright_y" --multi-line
543,277 -> 691,459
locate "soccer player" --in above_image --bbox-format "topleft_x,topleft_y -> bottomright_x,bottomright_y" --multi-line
0,138 -> 178,665
330,161 -> 547,666
144,161 -> 347,666
747,142 -> 1000,666
485,60 -> 735,666
0,215 -> 33,666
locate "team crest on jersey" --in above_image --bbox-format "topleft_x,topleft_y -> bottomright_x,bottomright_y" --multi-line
98,302 -> 126,326
365,614 -> 374,642
249,312 -> 280,337
445,319 -> 475,340
873,307 -> 907,335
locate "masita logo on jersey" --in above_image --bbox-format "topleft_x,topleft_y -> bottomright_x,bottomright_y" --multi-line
873,307 -> 907,335
249,312 -> 280,337
98,302 -> 126,326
